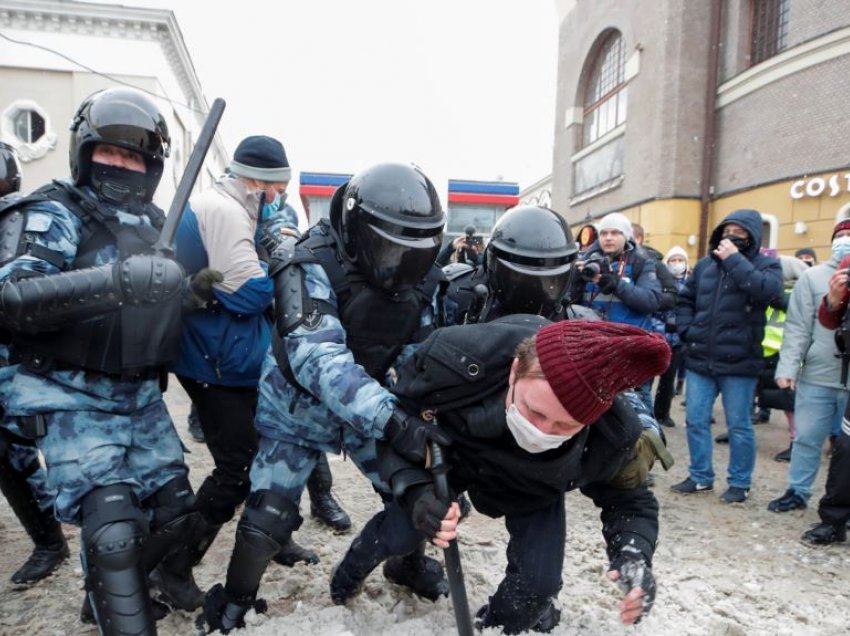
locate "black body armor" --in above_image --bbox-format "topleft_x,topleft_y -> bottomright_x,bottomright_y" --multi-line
0,182 -> 183,376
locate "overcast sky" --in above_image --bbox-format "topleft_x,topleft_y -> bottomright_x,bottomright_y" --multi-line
110,0 -> 559,190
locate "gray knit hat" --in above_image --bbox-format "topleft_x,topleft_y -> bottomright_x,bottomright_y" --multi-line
230,135 -> 291,182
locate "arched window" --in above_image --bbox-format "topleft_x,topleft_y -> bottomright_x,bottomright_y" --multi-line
582,31 -> 627,147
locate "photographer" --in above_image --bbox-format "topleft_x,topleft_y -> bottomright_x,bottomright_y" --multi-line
567,212 -> 662,331
436,224 -> 485,267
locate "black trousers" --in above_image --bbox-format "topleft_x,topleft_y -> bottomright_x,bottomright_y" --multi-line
654,345 -> 683,421
817,429 -> 850,527
177,377 -> 258,525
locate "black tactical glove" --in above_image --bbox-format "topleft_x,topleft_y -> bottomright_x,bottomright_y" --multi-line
188,268 -> 224,306
597,271 -> 619,295
384,410 -> 452,465
609,545 -> 657,623
116,254 -> 185,304
407,484 -> 450,539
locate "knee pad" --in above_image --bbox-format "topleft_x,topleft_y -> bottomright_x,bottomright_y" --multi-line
147,474 -> 196,531
242,489 -> 302,545
81,485 -> 148,572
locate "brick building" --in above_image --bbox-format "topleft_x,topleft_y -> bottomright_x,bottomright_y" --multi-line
546,0 -> 850,260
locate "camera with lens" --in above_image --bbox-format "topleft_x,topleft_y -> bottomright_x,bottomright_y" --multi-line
464,225 -> 482,250
580,253 -> 611,282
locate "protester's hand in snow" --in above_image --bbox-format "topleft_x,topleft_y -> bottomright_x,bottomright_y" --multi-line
607,545 -> 656,625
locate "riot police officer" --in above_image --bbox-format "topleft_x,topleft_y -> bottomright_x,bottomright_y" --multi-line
443,205 -> 580,325
0,88 -> 196,635
0,141 -> 70,585
198,162 -> 451,633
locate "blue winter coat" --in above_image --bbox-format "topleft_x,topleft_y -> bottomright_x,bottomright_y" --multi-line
676,209 -> 783,377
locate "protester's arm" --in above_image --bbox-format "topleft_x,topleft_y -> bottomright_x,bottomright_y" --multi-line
720,252 -> 783,304
819,267 -> 850,328
195,195 -> 273,315
775,274 -> 814,388
675,272 -> 697,339
611,257 -> 662,314
581,480 -> 659,625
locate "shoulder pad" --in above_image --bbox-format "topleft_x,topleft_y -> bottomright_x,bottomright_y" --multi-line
0,204 -> 25,266
442,262 -> 475,281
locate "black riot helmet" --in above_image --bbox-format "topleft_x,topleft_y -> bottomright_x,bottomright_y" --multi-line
0,142 -> 21,196
486,205 -> 578,315
69,87 -> 170,203
330,162 -> 445,292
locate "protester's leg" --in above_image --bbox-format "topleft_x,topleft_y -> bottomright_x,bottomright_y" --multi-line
178,377 -> 258,526
330,434 -> 424,604
718,375 -> 758,491
816,429 -> 850,527
787,382 -> 847,501
682,370 -> 719,486
478,496 -> 565,634
654,346 -> 681,425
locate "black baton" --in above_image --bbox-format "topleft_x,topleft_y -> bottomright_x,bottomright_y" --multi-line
153,97 -> 226,256
430,440 -> 474,636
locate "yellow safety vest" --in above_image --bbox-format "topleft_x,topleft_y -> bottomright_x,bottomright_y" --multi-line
762,305 -> 786,357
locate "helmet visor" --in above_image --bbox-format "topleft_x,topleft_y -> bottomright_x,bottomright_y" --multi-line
491,256 -> 572,314
357,223 -> 441,291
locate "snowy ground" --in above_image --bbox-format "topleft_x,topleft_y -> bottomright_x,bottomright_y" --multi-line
1,378 -> 849,635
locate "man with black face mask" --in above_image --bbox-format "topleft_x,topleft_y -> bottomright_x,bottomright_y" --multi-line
670,210 -> 782,504
0,87 -> 197,634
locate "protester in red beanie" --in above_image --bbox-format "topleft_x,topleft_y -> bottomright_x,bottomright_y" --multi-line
334,315 -> 671,634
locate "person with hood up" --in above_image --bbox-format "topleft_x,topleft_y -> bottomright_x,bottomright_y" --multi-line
670,209 -> 782,503
651,246 -> 690,427
766,221 -> 850,513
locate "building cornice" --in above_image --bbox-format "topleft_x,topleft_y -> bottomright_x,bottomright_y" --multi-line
717,25 -> 850,108
0,1 -> 210,116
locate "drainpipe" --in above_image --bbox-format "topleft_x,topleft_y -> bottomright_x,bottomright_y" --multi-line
698,0 -> 723,258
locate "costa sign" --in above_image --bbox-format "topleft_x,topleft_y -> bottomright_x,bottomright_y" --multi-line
790,173 -> 850,199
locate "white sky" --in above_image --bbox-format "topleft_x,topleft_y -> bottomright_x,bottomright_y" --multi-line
110,0 -> 559,190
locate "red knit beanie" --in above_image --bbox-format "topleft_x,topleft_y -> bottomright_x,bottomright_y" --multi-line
833,219 -> 850,240
535,321 -> 671,425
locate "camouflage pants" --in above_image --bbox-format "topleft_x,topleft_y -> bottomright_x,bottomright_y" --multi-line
249,429 -> 387,507
36,399 -> 188,524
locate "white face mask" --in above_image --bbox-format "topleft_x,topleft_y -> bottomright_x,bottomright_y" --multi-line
832,236 -> 850,262
668,262 -> 687,277
505,403 -> 576,454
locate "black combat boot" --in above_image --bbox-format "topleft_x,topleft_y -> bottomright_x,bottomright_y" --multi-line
307,455 -> 352,532
271,537 -> 320,567
151,514 -> 221,611
330,521 -> 387,605
0,456 -> 69,585
382,543 -> 449,602
802,522 -> 847,545
196,583 -> 267,635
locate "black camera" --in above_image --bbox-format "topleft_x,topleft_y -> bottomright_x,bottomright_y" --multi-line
580,253 -> 611,282
464,225 -> 482,249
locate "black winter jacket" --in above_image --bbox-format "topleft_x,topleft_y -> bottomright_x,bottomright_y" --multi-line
676,209 -> 783,377
388,316 -> 659,564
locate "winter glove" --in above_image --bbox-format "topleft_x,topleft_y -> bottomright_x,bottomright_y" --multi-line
186,268 -> 223,308
607,429 -> 675,489
597,271 -> 619,295
609,545 -> 657,623
384,410 -> 452,465
407,484 -> 450,539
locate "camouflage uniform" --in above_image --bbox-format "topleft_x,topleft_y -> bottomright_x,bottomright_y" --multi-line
0,188 -> 187,523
